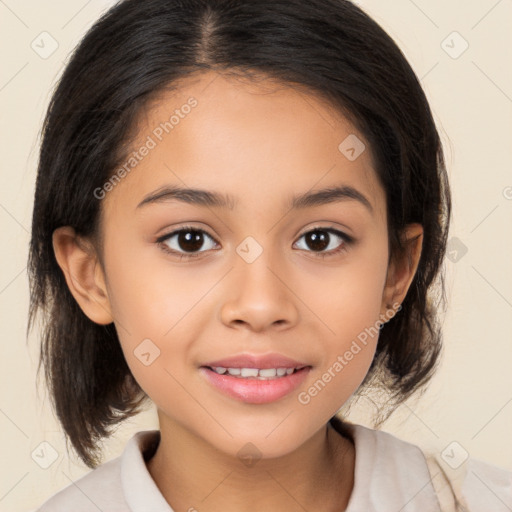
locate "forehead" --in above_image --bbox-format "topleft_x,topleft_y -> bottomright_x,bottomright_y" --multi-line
104,70 -> 385,219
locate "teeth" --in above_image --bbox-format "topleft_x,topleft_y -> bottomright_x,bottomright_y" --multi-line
240,368 -> 259,378
259,368 -> 277,378
211,366 -> 302,379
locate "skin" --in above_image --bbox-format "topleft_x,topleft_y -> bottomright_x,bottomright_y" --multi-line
53,70 -> 423,511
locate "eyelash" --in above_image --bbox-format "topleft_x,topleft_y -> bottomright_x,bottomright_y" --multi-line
156,225 -> 354,261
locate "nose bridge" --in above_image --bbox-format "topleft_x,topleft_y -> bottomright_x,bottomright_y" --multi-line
235,234 -> 284,299
219,235 -> 298,331
243,250 -> 277,288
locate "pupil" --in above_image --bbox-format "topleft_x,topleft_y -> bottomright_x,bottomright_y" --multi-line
176,230 -> 330,253
307,230 -> 329,251
179,230 -> 203,252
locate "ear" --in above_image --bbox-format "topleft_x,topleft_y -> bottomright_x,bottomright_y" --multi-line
52,226 -> 113,325
381,223 -> 423,315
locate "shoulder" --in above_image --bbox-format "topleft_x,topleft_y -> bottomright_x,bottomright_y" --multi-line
344,422 -> 441,511
34,430 -> 162,512
423,445 -> 512,511
35,455 -> 127,512
339,421 -> 512,512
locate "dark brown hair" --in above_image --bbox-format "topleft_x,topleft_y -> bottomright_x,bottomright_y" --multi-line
28,0 -> 451,468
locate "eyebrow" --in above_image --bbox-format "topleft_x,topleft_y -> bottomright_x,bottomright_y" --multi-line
136,184 -> 373,213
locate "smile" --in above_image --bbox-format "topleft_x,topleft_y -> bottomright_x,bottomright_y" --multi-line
209,366 -> 305,379
200,365 -> 311,404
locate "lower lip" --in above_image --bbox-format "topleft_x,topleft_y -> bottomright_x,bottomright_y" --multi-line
200,366 -> 311,404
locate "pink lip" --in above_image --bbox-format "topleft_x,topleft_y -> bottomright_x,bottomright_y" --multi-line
199,352 -> 311,404
202,352 -> 308,369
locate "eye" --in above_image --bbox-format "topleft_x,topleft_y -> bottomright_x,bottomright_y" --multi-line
156,225 -> 353,260
157,226 -> 219,259
294,227 -> 353,257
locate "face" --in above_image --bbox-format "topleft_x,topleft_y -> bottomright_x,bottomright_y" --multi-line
74,70 -> 408,459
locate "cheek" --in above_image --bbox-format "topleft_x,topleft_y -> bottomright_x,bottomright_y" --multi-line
103,228 -> 205,340
101,231 -> 217,395
295,236 -> 389,407
300,233 -> 389,344
293,313 -> 382,432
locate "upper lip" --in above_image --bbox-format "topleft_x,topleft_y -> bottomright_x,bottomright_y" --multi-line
202,353 -> 309,369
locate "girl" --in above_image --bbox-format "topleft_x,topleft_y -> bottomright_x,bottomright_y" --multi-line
28,0 -> 511,510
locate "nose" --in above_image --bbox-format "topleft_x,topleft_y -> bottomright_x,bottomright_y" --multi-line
219,248 -> 300,333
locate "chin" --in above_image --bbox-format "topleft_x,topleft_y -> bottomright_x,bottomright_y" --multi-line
206,418 -> 318,461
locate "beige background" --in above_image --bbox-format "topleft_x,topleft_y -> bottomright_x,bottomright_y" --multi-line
1,0 -> 511,510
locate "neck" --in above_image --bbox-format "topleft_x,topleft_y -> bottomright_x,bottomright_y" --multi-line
146,416 -> 355,512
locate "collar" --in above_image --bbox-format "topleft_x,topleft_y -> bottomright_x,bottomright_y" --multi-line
120,423 -> 439,512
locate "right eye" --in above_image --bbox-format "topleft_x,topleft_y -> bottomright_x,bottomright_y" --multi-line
156,226 -> 219,259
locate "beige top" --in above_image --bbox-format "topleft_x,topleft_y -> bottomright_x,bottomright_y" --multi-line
34,423 -> 512,512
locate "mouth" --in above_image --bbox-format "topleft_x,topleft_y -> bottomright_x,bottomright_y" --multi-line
199,354 -> 311,404
205,365 -> 307,380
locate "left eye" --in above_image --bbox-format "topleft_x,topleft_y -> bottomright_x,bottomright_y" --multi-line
294,228 -> 350,256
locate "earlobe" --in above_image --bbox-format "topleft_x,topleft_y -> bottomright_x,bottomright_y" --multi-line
52,226 -> 113,325
381,223 -> 423,313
